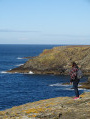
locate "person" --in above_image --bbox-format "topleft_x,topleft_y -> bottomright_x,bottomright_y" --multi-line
69,62 -> 80,99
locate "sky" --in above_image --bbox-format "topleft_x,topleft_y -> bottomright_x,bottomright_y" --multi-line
0,0 -> 90,45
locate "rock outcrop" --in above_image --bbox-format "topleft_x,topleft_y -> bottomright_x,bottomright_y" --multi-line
7,45 -> 90,75
79,77 -> 90,89
0,92 -> 90,119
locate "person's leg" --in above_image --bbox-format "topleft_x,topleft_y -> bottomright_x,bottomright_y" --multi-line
73,80 -> 79,97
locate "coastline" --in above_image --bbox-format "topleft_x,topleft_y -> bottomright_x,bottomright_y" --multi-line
7,45 -> 90,75
0,45 -> 90,118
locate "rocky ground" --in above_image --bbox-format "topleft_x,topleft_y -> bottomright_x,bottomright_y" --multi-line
0,92 -> 90,119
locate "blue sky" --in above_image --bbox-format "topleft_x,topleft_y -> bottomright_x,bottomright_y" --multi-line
0,0 -> 90,44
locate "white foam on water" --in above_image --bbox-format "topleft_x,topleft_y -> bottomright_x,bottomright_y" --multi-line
49,83 -> 90,92
78,88 -> 90,91
62,84 -> 71,87
84,89 -> 90,92
63,88 -> 73,90
14,72 -> 18,73
17,57 -> 23,59
15,64 -> 23,66
58,87 -> 90,92
49,83 -> 71,87
29,71 -> 34,74
0,71 -> 7,74
0,71 -> 13,74
49,83 -> 62,87
0,71 -> 17,74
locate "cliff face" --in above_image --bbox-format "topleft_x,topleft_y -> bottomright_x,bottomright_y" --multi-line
8,45 -> 90,75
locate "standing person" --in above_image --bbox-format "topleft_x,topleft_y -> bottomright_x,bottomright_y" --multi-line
69,62 -> 80,99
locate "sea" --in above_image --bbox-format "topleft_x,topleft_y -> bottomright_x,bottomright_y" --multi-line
0,44 -> 89,111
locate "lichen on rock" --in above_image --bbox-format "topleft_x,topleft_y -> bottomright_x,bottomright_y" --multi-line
0,92 -> 90,119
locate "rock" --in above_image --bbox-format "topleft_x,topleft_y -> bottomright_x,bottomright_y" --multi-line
7,45 -> 90,75
0,92 -> 90,119
79,77 -> 90,89
62,82 -> 70,85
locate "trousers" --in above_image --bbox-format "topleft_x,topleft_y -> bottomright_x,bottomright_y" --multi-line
73,79 -> 80,97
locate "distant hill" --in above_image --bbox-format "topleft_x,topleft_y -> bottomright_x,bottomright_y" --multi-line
8,45 -> 90,75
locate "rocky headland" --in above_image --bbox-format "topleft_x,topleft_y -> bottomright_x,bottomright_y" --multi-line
0,92 -> 90,119
7,45 -> 90,89
7,45 -> 90,75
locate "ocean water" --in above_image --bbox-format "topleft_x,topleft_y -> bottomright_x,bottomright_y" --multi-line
0,44 -> 89,111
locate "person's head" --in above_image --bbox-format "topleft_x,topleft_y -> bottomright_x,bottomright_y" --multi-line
72,62 -> 77,67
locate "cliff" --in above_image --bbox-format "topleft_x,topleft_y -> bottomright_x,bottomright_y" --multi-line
0,92 -> 90,119
8,45 -> 90,75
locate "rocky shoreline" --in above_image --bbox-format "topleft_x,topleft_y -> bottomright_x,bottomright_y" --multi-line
7,45 -> 90,75
0,92 -> 90,119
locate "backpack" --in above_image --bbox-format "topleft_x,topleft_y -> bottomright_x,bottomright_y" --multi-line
77,69 -> 83,79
